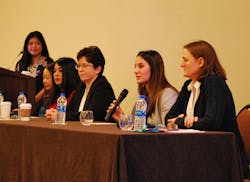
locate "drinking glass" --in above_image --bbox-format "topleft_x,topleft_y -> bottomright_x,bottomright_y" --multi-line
80,110 -> 94,126
118,114 -> 133,131
166,122 -> 179,130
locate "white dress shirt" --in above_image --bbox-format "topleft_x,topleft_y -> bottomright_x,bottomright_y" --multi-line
78,88 -> 89,112
186,81 -> 201,117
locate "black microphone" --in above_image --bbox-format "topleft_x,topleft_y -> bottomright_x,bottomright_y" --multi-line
104,89 -> 128,121
18,51 -> 23,56
7,51 -> 23,70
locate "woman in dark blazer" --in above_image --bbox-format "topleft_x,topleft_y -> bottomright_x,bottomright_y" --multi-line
66,46 -> 115,121
165,40 -> 249,180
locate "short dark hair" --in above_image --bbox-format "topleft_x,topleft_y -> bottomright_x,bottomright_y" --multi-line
77,46 -> 105,75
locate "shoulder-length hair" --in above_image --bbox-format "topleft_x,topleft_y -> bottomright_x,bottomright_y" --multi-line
137,50 -> 178,117
184,40 -> 226,80
52,57 -> 80,100
15,31 -> 50,72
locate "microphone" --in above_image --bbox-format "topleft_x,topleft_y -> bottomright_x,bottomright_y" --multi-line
17,51 -> 23,56
7,51 -> 23,70
104,89 -> 128,121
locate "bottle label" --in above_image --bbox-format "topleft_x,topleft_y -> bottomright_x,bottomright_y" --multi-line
135,110 -> 146,117
57,105 -> 66,112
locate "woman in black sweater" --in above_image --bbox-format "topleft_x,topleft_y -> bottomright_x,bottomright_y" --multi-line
165,40 -> 249,180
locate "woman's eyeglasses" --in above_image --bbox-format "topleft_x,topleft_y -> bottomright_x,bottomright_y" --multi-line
75,64 -> 93,70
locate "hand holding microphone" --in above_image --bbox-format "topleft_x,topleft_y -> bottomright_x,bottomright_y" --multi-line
104,89 -> 128,121
107,102 -> 123,122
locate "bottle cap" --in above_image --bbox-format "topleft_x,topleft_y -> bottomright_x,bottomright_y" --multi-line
19,91 -> 25,95
139,95 -> 145,99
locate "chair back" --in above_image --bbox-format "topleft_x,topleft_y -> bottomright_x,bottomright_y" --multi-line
237,104 -> 250,163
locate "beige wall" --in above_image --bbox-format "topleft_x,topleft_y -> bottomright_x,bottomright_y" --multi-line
0,0 -> 249,113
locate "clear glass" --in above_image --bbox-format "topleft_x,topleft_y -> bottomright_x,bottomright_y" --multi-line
166,123 -> 179,131
80,110 -> 94,126
119,114 -> 133,131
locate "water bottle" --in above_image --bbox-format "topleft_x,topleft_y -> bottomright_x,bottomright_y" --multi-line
17,91 -> 27,118
134,95 -> 147,131
55,93 -> 67,124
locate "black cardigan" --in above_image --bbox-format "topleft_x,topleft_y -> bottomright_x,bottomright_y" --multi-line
66,75 -> 115,122
165,75 -> 249,178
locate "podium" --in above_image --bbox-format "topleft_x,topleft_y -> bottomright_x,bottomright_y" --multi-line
0,67 -> 36,115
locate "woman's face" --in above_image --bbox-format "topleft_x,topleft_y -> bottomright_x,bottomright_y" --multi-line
43,68 -> 53,91
77,56 -> 100,85
27,37 -> 43,57
53,63 -> 63,86
181,48 -> 204,81
134,56 -> 151,85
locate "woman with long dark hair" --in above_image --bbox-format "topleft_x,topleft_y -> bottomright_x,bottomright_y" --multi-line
108,50 -> 178,126
15,31 -> 53,100
45,57 -> 80,121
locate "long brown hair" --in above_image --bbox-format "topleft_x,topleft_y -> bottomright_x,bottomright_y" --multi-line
184,40 -> 226,80
137,50 -> 178,117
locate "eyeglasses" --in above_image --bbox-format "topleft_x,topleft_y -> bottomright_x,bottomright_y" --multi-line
75,63 -> 93,70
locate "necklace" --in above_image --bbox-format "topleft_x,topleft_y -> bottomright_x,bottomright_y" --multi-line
28,56 -> 42,75
29,65 -> 37,73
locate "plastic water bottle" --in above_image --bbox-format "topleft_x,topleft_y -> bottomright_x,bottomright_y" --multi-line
55,93 -> 67,124
134,95 -> 147,131
17,91 -> 27,118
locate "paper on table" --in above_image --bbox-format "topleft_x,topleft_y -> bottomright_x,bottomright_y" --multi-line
91,122 -> 117,125
160,128 -> 205,133
173,129 -> 205,133
21,71 -> 32,76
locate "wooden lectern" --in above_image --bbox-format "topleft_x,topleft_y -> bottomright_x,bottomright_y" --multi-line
0,67 -> 36,115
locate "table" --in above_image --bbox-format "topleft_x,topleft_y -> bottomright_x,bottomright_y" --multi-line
0,118 -> 242,182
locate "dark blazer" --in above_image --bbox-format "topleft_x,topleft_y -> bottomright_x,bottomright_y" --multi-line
66,75 -> 115,122
165,75 -> 249,178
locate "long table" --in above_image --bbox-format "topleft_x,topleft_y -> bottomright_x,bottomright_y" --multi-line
0,118 -> 242,182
